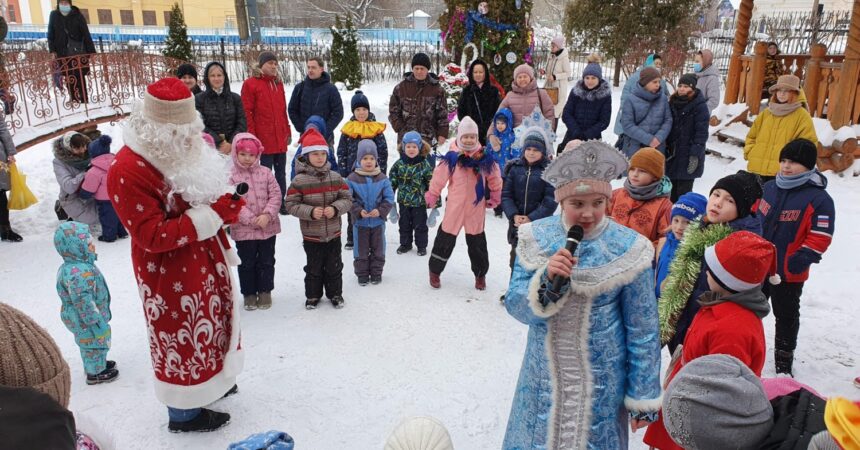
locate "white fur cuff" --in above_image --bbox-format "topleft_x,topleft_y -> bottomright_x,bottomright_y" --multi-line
625,394 -> 663,413
527,265 -> 569,318
186,206 -> 223,241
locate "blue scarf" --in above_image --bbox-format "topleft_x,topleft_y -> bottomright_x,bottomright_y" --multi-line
443,150 -> 496,205
775,169 -> 825,190
655,231 -> 680,299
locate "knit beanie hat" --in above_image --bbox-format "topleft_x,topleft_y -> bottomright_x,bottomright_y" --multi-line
523,131 -> 547,156
704,230 -> 781,293
672,192 -> 707,221
384,417 -> 454,450
582,54 -> 603,80
629,147 -> 665,179
258,50 -> 277,67
711,170 -> 763,220
300,128 -> 329,156
411,52 -> 431,70
351,90 -> 370,112
0,303 -> 71,408
513,64 -> 535,81
175,63 -> 198,79
402,131 -> 423,148
456,116 -> 480,153
678,73 -> 698,88
232,132 -> 264,155
639,67 -> 661,87
356,139 -> 378,166
663,354 -> 773,450
87,135 -> 112,158
551,35 -> 565,49
143,77 -> 197,125
779,138 -> 818,171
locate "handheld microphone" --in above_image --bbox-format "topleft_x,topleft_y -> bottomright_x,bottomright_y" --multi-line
551,225 -> 584,293
232,182 -> 249,200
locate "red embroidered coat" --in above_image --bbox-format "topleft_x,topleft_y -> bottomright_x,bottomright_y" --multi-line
107,146 -> 243,409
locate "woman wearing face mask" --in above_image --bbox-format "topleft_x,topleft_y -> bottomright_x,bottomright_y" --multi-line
47,0 -> 95,103
693,49 -> 721,113
195,61 -> 247,155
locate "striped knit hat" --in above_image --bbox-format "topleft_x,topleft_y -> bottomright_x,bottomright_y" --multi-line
0,303 -> 71,408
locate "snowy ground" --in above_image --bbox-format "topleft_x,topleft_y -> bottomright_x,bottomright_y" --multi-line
2,81 -> 858,449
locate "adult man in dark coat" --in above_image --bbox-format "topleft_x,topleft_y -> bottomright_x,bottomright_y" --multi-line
288,57 -> 343,145
389,53 -> 449,163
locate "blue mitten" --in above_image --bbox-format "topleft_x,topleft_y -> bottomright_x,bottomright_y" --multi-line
427,208 -> 440,227
388,204 -> 399,224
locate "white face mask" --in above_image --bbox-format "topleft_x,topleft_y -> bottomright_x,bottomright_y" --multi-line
59,4 -> 71,14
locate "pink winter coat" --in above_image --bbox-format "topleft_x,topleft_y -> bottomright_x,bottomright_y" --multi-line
81,153 -> 113,201
425,144 -> 502,236
495,78 -> 555,129
229,149 -> 282,241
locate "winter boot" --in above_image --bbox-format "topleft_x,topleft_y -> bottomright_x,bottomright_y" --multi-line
475,276 -> 486,291
417,248 -> 427,256
330,295 -> 345,309
344,239 -> 354,250
0,226 -> 22,242
168,408 -> 231,433
305,298 -> 320,310
429,272 -> 441,289
222,384 -> 238,398
84,361 -> 116,377
493,206 -> 503,218
279,201 -> 288,216
775,349 -> 795,377
358,276 -> 369,286
86,367 -> 119,385
243,295 -> 258,311
257,292 -> 272,310
396,245 -> 412,254
370,275 -> 382,285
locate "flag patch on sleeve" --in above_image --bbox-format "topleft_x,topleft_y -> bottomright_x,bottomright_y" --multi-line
816,215 -> 830,228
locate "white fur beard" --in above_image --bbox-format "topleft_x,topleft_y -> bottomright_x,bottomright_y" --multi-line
123,104 -> 231,207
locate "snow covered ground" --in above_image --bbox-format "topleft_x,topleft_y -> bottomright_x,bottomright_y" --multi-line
2,81 -> 858,449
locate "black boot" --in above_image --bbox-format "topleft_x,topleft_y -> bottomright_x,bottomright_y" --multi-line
86,367 -> 119,385
168,408 -> 231,433
775,349 -> 795,377
0,226 -> 22,242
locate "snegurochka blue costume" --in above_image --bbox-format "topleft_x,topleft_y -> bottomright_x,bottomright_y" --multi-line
503,140 -> 662,449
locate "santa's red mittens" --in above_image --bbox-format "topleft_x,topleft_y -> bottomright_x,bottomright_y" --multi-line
211,193 -> 245,225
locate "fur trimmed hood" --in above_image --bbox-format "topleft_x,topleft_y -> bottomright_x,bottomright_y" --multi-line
572,79 -> 611,102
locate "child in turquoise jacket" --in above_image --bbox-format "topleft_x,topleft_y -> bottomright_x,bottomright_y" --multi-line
54,221 -> 118,384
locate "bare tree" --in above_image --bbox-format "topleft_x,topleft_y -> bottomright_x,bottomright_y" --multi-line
293,0 -> 383,28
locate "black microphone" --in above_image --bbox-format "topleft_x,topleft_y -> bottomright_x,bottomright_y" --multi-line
232,182 -> 249,200
551,225 -> 584,293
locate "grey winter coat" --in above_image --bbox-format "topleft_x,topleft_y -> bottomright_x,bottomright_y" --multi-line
52,140 -> 97,227
696,64 -> 721,113
0,113 -> 16,191
619,83 -> 672,156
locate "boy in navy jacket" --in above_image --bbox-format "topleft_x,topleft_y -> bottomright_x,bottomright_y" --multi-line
758,138 -> 835,376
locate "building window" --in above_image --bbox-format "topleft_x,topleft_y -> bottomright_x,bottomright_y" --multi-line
79,8 -> 90,23
164,11 -> 172,25
97,9 -> 113,25
143,10 -> 156,26
120,10 -> 134,25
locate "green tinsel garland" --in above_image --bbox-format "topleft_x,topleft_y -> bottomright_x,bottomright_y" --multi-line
658,221 -> 734,345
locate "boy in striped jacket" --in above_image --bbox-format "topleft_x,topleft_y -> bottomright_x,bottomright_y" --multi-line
758,138 -> 835,376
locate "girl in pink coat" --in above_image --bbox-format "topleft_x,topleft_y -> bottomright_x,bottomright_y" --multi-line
229,132 -> 282,311
81,135 -> 127,242
426,116 -> 503,290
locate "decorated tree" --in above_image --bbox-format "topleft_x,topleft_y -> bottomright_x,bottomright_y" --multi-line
439,0 -> 535,88
162,3 -> 194,63
330,15 -> 363,90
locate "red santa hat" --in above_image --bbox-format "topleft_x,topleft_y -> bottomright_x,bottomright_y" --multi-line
704,231 -> 781,293
142,77 -> 198,125
300,128 -> 329,156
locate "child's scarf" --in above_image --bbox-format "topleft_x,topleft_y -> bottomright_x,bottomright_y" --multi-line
443,149 -> 496,205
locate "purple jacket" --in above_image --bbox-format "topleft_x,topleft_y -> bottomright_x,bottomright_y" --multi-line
81,153 -> 113,201
229,145 -> 282,241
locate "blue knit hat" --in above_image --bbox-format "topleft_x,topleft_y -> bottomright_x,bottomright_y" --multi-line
582,54 -> 603,80
356,139 -> 378,167
522,131 -> 547,155
87,135 -> 112,158
672,192 -> 707,221
351,90 -> 369,112
402,131 -> 422,147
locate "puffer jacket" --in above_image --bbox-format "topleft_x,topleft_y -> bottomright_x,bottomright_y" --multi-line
80,153 -> 113,201
666,88 -> 710,180
744,105 -> 817,177
284,158 -> 352,242
500,156 -> 557,244
0,111 -> 16,191
496,78 -> 555,128
287,71 -> 344,141
696,62 -> 721,113
457,59 -> 502,145
389,72 -> 449,145
336,113 -> 389,177
196,61 -> 247,146
52,139 -> 98,227
346,171 -> 395,228
544,47 -> 571,118
241,66 -> 291,155
561,79 -> 612,142
388,145 -> 433,208
619,82 -> 673,156
614,66 -> 668,136
228,135 -> 282,241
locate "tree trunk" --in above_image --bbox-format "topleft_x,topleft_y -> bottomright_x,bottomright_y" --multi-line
235,0 -> 249,40
613,54 -> 623,87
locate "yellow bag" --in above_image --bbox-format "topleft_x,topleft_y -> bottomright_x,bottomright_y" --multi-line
7,163 -> 38,210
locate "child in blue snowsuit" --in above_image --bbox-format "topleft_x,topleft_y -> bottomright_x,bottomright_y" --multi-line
346,140 -> 394,285
54,221 -> 118,384
290,115 -> 338,180
489,108 -> 516,217
654,192 -> 707,299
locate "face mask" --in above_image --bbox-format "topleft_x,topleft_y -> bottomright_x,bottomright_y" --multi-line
59,4 -> 71,14
693,63 -> 702,73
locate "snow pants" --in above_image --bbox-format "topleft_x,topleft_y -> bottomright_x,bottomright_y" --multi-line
429,230 -> 489,277
302,238 -> 343,300
398,205 -> 428,250
353,225 -> 385,278
96,200 -> 127,241
260,153 -> 288,206
764,281 -> 804,352
236,236 -> 276,296
74,329 -> 110,375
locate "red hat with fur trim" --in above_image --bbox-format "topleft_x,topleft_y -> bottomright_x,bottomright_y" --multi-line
300,128 -> 329,156
143,77 -> 197,125
704,231 -> 781,293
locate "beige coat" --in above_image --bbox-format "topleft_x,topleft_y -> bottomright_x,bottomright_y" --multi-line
545,47 -> 571,117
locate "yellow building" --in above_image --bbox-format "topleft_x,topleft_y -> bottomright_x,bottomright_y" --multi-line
18,0 -> 236,28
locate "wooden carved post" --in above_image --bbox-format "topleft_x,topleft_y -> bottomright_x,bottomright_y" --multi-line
725,0 -> 754,104
804,43 -> 827,116
747,41 -> 767,115
830,0 -> 860,127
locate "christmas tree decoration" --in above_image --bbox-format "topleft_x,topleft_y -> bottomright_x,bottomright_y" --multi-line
439,63 -> 470,123
162,3 -> 194,63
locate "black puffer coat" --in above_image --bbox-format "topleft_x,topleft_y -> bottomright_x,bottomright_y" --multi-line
500,157 -> 557,244
457,59 -> 501,145
195,61 -> 247,146
665,88 -> 709,180
287,71 -> 344,142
